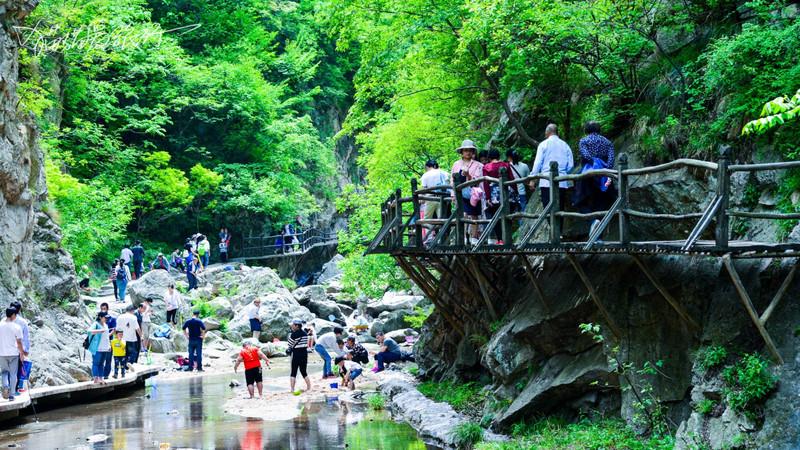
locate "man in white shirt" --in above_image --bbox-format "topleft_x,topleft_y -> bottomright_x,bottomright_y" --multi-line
164,284 -> 182,326
9,302 -> 29,394
120,245 -> 133,267
116,305 -> 141,370
245,298 -> 262,340
314,327 -> 344,379
531,124 -> 574,215
0,308 -> 24,401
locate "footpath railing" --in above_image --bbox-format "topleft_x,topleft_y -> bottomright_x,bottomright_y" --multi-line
240,228 -> 338,259
366,148 -> 800,257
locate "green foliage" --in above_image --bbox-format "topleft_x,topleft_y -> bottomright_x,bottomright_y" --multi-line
695,398 -> 716,416
477,417 -> 675,450
218,319 -> 229,333
407,364 -> 419,376
417,381 -> 486,412
404,306 -> 433,329
489,320 -> 503,334
452,422 -> 483,449
45,159 -> 132,268
696,345 -> 728,373
469,334 -> 489,347
722,353 -> 778,412
743,88 -> 800,135
21,0 -> 344,264
282,278 -> 298,291
367,393 -> 386,410
192,300 -> 217,319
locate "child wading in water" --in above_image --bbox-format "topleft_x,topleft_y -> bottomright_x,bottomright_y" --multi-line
335,355 -> 363,390
234,340 -> 271,398
111,330 -> 127,378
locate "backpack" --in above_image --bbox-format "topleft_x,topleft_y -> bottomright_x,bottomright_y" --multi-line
154,324 -> 171,339
116,266 -> 127,281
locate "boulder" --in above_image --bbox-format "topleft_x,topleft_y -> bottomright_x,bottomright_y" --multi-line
149,337 -> 174,353
204,318 -> 220,331
172,332 -> 188,352
483,322 -> 537,383
385,329 -> 417,343
224,330 -> 243,343
262,341 -> 289,358
494,346 -> 615,428
208,298 -> 233,319
309,318 -> 341,336
307,298 -> 345,323
229,292 -> 313,340
317,254 -> 344,284
366,292 -> 423,316
370,309 -> 412,336
293,285 -> 327,306
128,270 -> 174,306
337,302 -> 354,317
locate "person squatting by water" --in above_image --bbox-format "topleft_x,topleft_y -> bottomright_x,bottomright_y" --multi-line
234,339 -> 271,399
287,319 -> 312,394
335,355 -> 363,391
315,327 -> 345,379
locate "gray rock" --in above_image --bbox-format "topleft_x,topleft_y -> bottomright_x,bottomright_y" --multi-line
224,330 -> 243,343
385,329 -> 416,343
128,270 -> 174,306
370,309 -> 412,336
293,285 -> 327,306
262,341 -> 288,357
208,297 -> 233,319
366,292 -> 423,316
204,318 -> 220,331
317,254 -> 344,284
309,318 -> 341,335
483,322 -> 537,383
495,346 -> 614,428
149,337 -> 174,354
229,292 -> 313,340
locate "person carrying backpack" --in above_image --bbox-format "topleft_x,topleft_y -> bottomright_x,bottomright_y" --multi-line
131,241 -> 145,280
482,149 -> 516,244
116,262 -> 131,303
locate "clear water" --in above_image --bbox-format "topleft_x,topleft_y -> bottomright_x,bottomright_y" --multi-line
0,374 -> 435,449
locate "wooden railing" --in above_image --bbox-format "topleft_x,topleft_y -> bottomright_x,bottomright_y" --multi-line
366,148 -> 800,256
240,228 -> 338,259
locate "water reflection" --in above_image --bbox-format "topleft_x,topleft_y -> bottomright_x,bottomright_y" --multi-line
0,374 -> 437,449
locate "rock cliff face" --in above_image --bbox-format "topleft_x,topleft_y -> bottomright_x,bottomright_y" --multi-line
413,167 -> 800,449
0,0 -> 86,385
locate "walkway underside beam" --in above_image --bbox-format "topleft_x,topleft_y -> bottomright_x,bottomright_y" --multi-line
395,256 -> 464,336
722,255 -> 784,364
565,254 -> 622,339
631,255 -> 701,332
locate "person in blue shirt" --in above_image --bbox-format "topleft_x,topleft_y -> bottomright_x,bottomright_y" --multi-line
372,332 -> 402,373
131,241 -> 145,280
185,252 -> 198,291
183,311 -> 206,372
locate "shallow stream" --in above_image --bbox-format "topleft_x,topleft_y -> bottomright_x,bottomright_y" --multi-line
0,373 -> 435,449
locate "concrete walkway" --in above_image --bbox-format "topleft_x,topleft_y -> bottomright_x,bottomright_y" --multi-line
0,365 -> 161,421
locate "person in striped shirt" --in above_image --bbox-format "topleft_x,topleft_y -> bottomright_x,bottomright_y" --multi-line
287,319 -> 312,394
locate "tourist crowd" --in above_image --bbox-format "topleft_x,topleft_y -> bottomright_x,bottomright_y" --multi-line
420,122 -> 616,245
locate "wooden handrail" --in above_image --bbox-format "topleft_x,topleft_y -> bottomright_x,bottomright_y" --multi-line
623,158 -> 717,175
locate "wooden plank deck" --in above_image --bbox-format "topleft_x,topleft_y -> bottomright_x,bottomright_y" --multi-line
0,365 -> 161,420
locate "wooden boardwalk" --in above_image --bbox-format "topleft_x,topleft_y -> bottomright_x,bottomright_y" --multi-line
235,228 -> 338,261
0,365 -> 161,421
366,149 -> 800,364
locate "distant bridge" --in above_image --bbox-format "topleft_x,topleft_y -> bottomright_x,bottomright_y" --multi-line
233,228 -> 338,278
366,149 -> 800,364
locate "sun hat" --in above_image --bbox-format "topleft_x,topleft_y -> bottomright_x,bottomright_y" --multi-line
456,139 -> 478,153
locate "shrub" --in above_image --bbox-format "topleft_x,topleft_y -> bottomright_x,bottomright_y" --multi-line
367,393 -> 385,410
219,319 -> 229,333
404,305 -> 432,329
694,399 -> 716,416
452,422 -> 483,449
193,300 -> 216,319
722,353 -> 778,412
282,278 -> 297,291
417,381 -> 486,412
408,364 -> 419,376
696,345 -> 728,372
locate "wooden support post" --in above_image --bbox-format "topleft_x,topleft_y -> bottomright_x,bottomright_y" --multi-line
565,254 -> 622,339
396,257 -> 464,336
499,168 -> 511,246
408,256 -> 474,323
631,255 -> 700,332
617,154 -> 630,245
454,173 -> 466,247
722,255 -> 783,364
521,256 -> 551,314
549,161 -> 561,244
716,146 -> 730,250
466,258 -> 499,321
411,178 -> 423,249
760,263 -> 797,325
